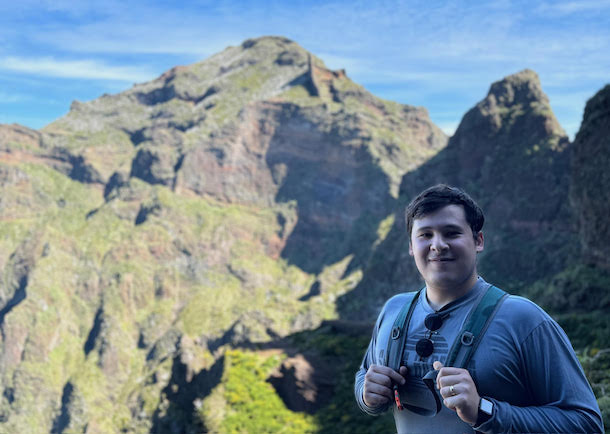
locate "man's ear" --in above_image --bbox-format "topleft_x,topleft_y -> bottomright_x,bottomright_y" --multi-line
408,242 -> 414,256
475,231 -> 484,253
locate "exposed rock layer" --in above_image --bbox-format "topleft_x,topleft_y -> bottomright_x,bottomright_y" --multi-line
570,85 -> 610,269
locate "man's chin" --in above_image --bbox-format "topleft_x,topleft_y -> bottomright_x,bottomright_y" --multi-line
426,273 -> 477,292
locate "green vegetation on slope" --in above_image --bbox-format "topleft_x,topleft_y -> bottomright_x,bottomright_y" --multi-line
197,324 -> 397,434
200,349 -> 316,433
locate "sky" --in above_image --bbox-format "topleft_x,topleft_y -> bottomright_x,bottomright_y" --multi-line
1,0 -> 609,139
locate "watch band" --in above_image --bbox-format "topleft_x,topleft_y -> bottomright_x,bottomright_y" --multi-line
476,397 -> 494,426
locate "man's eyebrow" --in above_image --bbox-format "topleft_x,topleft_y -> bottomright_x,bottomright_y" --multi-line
414,224 -> 464,232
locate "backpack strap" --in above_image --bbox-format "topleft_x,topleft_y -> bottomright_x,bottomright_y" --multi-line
445,284 -> 507,368
384,290 -> 421,370
421,285 -> 508,417
385,290 -> 442,416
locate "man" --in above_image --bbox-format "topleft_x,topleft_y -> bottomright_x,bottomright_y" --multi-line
354,185 -> 603,433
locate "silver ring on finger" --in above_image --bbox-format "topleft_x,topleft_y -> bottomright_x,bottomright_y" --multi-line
449,385 -> 456,396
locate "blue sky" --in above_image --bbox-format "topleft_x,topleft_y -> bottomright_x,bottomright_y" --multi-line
1,0 -> 609,139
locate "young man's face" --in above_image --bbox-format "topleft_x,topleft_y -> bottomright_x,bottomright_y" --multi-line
409,204 -> 484,293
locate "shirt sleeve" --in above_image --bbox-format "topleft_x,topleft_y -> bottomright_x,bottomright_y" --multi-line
474,319 -> 604,433
354,305 -> 391,416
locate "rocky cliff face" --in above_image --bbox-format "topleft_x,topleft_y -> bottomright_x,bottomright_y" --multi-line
571,85 -> 610,270
413,69 -> 574,288
42,36 -> 446,274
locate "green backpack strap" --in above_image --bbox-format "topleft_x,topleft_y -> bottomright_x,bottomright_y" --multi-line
445,284 -> 508,368
421,285 -> 508,417
384,289 -> 421,370
385,290 -> 442,416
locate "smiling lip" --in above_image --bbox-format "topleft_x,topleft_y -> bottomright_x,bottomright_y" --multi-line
429,257 -> 455,262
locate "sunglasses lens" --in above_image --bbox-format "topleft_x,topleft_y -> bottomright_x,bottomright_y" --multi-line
424,313 -> 444,331
416,338 -> 434,357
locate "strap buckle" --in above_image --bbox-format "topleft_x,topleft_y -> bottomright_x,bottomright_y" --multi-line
461,331 -> 474,346
391,326 -> 401,340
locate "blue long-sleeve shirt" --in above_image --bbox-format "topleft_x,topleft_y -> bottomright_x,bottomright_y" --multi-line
355,278 -> 604,433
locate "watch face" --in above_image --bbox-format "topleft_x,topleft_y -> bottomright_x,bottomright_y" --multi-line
480,398 -> 493,415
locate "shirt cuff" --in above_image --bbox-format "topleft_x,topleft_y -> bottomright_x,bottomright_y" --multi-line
356,383 -> 389,416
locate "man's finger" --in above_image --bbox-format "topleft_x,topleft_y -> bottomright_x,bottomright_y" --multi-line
437,373 -> 462,389
434,361 -> 444,389
366,371 -> 393,388
364,391 -> 391,407
442,395 -> 459,412
437,366 -> 465,376
365,382 -> 393,399
369,364 -> 406,385
440,384 -> 461,399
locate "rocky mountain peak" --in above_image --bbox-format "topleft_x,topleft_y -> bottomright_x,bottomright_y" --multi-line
452,69 -> 567,152
131,35 -> 331,104
42,36 -> 322,135
488,68 -> 548,108
393,69 -> 573,299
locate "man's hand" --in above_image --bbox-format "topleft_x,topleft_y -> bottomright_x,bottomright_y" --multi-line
434,361 -> 480,425
363,364 -> 408,408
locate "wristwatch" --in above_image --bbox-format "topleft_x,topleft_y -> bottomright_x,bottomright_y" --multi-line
476,397 -> 494,425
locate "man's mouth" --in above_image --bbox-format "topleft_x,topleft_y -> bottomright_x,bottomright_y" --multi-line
429,257 -> 454,262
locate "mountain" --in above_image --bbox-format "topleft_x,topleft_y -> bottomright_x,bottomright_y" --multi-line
0,36 -> 446,432
42,36 -> 446,276
338,69 -> 575,319
0,36 -> 608,432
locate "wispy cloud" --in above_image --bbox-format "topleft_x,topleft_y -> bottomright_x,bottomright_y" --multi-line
536,0 -> 610,15
0,56 -> 156,82
0,91 -> 27,103
28,16 -> 237,57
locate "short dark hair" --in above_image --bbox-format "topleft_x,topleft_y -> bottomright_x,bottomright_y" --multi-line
405,184 -> 484,238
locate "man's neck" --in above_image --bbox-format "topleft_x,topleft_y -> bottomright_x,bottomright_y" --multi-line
426,275 -> 479,311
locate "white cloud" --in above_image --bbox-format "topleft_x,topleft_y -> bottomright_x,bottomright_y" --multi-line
0,56 -> 156,82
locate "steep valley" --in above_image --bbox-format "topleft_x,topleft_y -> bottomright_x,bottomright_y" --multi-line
0,36 -> 608,433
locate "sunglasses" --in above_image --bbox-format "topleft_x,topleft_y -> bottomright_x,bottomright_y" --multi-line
415,312 -> 450,359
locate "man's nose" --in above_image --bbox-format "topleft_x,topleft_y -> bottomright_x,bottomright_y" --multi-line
430,235 -> 449,251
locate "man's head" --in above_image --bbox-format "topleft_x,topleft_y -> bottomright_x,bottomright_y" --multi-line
405,185 -> 485,296
405,184 -> 484,240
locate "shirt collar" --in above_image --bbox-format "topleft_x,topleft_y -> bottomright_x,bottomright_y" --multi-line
421,276 -> 488,313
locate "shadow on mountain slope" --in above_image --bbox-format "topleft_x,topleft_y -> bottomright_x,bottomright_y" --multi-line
151,354 -> 225,434
265,104 -> 396,275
